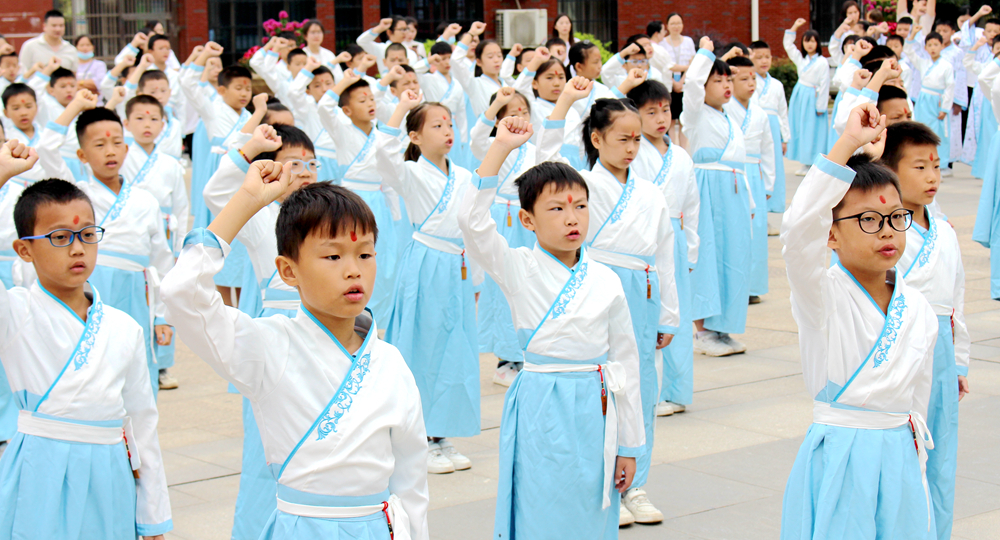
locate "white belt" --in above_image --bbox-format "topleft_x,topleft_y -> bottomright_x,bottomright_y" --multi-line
743,157 -> 761,165
97,253 -> 146,272
921,88 -> 943,97
813,402 -> 934,531
314,147 -> 337,159
495,196 -> 521,207
412,231 -> 464,255
587,247 -> 654,272
262,299 -> 301,310
276,494 -> 411,540
523,362 -> 626,510
694,163 -> 746,175
342,179 -> 382,192
17,411 -> 142,471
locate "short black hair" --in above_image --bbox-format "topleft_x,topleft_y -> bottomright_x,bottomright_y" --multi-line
646,21 -> 664,36
43,10 -> 64,22
276,183 -> 378,260
125,94 -> 164,117
881,121 -> 941,170
986,17 -> 1000,28
218,65 -> 252,88
924,31 -> 944,45
877,84 -> 909,108
311,65 -> 333,79
339,79 -> 371,107
514,161 -> 590,214
833,153 -> 902,218
14,179 -> 93,238
263,100 -> 292,125
626,80 -> 671,109
148,34 -> 171,51
75,107 -> 122,144
256,123 -> 314,161
2,83 -> 36,108
286,48 -> 307,64
749,40 -> 770,51
709,59 -> 732,78
48,67 -> 76,87
841,34 -> 861,54
385,42 -> 408,59
885,34 -> 905,47
897,16 -> 913,25
724,42 -> 750,57
430,41 -> 452,57
727,56 -> 755,69
388,64 -> 415,88
568,41 -> 598,68
545,37 -> 567,49
934,19 -> 957,32
138,69 -> 169,91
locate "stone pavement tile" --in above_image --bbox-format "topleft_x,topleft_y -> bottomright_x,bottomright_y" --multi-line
952,509 -> 1000,540
640,463 -> 779,520
970,343 -> 1000,362
166,495 -> 235,540
427,497 -> 495,539
156,427 -> 229,451
169,436 -> 244,471
663,493 -> 784,540
427,466 -> 499,510
954,476 -> 1000,520
965,359 -> 1000,396
956,395 -> 1000,486
162,449 -> 239,486
647,415 -> 781,464
965,310 -> 1000,342
743,343 -> 802,363
670,437 -> 802,492
688,375 -> 804,412
689,393 -> 815,440
692,354 -> 804,392
158,395 -> 242,431
725,328 -> 800,354
167,486 -> 210,509
480,392 -> 504,430
171,473 -> 241,503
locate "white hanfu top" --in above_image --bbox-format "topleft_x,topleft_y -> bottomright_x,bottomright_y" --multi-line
783,31 -> 832,114
122,143 -> 189,254
631,137 -> 701,267
754,73 -> 792,143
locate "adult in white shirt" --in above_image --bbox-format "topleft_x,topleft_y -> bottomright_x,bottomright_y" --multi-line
302,21 -> 336,66
18,10 -> 78,71
654,13 -> 696,148
358,17 -> 420,75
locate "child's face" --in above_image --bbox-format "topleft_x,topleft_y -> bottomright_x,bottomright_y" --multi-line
887,39 -> 904,57
0,57 -> 18,82
829,186 -> 906,273
219,76 -> 252,110
550,44 -> 567,61
139,78 -> 171,106
499,95 -> 531,123
895,22 -> 911,37
638,99 -> 672,140
49,76 -> 78,107
590,112 -> 642,170
477,43 -> 503,75
516,50 -> 535,72
705,72 -> 732,109
406,23 -> 417,41
206,58 -> 223,83
125,107 -> 165,145
4,93 -> 37,132
274,145 -> 316,201
288,55 -> 307,77
384,50 -> 408,70
846,5 -> 861,22
574,47 -> 603,80
14,199 -> 98,291
278,226 -> 376,321
924,38 -> 942,58
521,183 -> 589,256
730,66 -> 756,102
390,72 -> 419,97
881,98 -> 912,125
751,48 -> 772,75
532,64 -> 566,102
410,106 -> 454,156
389,21 -> 408,43
985,23 -> 1000,42
151,40 -> 172,65
934,25 -> 954,46
264,109 -> 295,126
307,72 -> 336,101
343,88 -> 376,123
803,36 -> 818,55
622,52 -> 649,73
893,143 -> 940,208
77,121 -> 128,179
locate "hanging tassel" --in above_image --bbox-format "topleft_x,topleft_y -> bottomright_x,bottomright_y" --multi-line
506,200 -> 512,227
597,365 -> 608,415
461,250 -> 467,281
381,501 -> 394,540
646,265 -> 652,299
680,211 -> 684,230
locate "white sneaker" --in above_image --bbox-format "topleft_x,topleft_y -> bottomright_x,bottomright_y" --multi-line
437,438 -> 471,470
492,363 -> 519,387
795,166 -> 809,176
158,369 -> 178,390
718,333 -> 747,354
623,488 -> 664,523
768,223 -> 780,236
664,401 -> 686,414
427,442 -> 456,474
619,502 -> 636,526
655,401 -> 675,417
694,331 -> 736,357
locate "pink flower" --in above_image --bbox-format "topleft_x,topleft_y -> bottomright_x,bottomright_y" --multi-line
278,10 -> 289,20
285,23 -> 294,31
302,19 -> 309,24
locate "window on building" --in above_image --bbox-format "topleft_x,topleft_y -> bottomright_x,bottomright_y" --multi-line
382,0 -> 482,43
335,0 -> 364,52
557,0 -> 617,49
209,0 -> 315,65
82,0 -> 175,61
811,0 -> 840,46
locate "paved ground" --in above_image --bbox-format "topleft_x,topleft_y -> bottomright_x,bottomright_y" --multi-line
159,159 -> 1000,540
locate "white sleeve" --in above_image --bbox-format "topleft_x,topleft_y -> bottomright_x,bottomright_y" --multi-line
373,125 -> 418,200
536,118 -> 572,166
180,65 -> 214,123
759,115 -> 776,192
952,242 -> 970,376
941,65 -> 955,114
285,71 -> 321,139
99,72 -> 119,103
115,44 -> 141,66
36,122 -> 75,182
450,43 -> 476,94
500,54 -> 517,87
203,150 -> 250,216
357,29 -> 388,72
784,30 -> 806,70
457,172 -> 532,293
607,286 -> 645,455
250,50 -> 285,95
512,68 -> 535,102
682,165 -> 701,266
650,46 -> 675,77
601,53 -> 627,89
654,201 -> 680,332
147,198 -> 174,322
829,33 -> 845,66
387,367 -> 430,540
816,64 -> 831,113
778,87 -> 791,141
317,90 -> 348,143
469,115 -> 495,161
170,162 -> 190,254
834,88 -> 876,136
680,50 -> 715,133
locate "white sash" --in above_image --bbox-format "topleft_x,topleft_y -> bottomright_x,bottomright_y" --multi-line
275,494 -> 411,540
17,410 -> 122,444
411,231 -> 464,255
587,247 -> 654,272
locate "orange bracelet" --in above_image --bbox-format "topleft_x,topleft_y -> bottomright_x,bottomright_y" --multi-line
238,149 -> 252,164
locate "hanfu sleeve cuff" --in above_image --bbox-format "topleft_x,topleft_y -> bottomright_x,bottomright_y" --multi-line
814,155 -> 856,184
183,228 -> 224,250
474,174 -> 499,190
617,445 -> 644,458
957,365 -> 969,377
136,519 -> 173,536
657,325 -> 679,335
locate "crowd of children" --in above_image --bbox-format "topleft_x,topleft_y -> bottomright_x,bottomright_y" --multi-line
0,2 -> 988,538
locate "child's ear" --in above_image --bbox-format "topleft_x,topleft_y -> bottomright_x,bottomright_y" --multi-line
532,79 -> 539,91
409,130 -> 421,145
46,86 -> 57,96
76,147 -> 87,163
590,130 -> 602,152
12,239 -> 33,263
518,208 -> 536,231
122,118 -> 130,130
275,255 -> 300,288
827,226 -> 840,251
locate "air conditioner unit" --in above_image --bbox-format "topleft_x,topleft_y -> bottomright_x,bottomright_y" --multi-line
495,9 -> 548,49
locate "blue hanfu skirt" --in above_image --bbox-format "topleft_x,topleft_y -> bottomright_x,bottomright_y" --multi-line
780,422 -> 936,540
972,126 -> 1000,299
350,189 -> 402,324
190,121 -> 213,230
661,218 -> 694,405
971,100 -> 997,179
747,161 -> 769,296
232,398 -> 277,540
690,167 -> 751,334
606,264 -> 659,488
477,201 -> 535,363
0,426 -> 138,539
0,259 -> 14,440
926,315 -> 959,540
767,114 -> 787,213
827,90 -> 846,154
787,82 -> 829,166
258,487 -> 392,540
385,240 -> 479,438
914,89 -> 951,166
494,369 -> 620,540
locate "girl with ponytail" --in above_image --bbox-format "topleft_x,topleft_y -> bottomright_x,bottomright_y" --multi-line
374,90 -> 481,475
539,72 -> 680,525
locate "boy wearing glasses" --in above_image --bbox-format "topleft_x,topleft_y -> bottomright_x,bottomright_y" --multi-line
881,121 -> 969,540
0,140 -> 172,539
779,104 -> 939,540
38,89 -> 176,398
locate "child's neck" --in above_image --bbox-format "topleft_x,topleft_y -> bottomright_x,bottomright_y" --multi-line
646,133 -> 669,155
707,100 -> 725,112
352,117 -> 372,134
423,150 -> 449,175
542,242 -> 580,269
138,140 -> 156,156
907,201 -> 929,230
41,278 -> 91,321
599,157 -> 628,184
735,95 -> 751,109
842,259 -> 895,314
304,301 -> 365,354
756,69 -> 768,78
95,170 -> 122,193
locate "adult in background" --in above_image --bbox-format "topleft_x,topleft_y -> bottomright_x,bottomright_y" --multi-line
553,14 -> 576,48
18,10 -> 78,70
656,13 -> 695,149
74,35 -> 106,93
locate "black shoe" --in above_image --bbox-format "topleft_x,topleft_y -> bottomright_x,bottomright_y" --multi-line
749,295 -> 761,305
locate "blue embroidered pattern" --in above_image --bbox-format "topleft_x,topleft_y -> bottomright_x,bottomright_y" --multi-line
102,177 -> 134,225
609,179 -> 634,224
552,262 -> 588,319
918,219 -> 936,268
315,351 -> 372,440
72,300 -> 103,370
872,293 -> 907,369
437,170 -> 455,214
653,146 -> 673,187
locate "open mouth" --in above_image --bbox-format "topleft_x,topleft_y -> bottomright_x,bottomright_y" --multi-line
925,189 -> 937,196
104,161 -> 118,169
878,244 -> 897,257
566,229 -> 581,241
344,285 -> 365,302
445,139 -> 453,147
724,91 -> 732,99
657,126 -> 667,132
70,261 -> 87,273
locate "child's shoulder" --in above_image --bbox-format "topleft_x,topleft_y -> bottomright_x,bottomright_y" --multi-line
369,338 -> 423,392
583,258 -> 627,293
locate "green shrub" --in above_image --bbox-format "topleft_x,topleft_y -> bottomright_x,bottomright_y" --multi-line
769,58 -> 798,101
574,32 -> 614,64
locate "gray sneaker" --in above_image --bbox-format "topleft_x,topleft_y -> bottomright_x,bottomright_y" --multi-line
718,333 -> 747,354
694,331 -> 736,357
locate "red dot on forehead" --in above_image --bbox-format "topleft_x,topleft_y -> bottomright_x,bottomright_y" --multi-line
72,215 -> 79,224
105,131 -> 111,137
301,149 -> 306,156
567,194 -> 573,203
350,230 -> 357,242
879,195 -> 886,204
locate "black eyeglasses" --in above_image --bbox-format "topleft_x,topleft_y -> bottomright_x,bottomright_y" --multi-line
833,209 -> 913,234
20,225 -> 105,247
